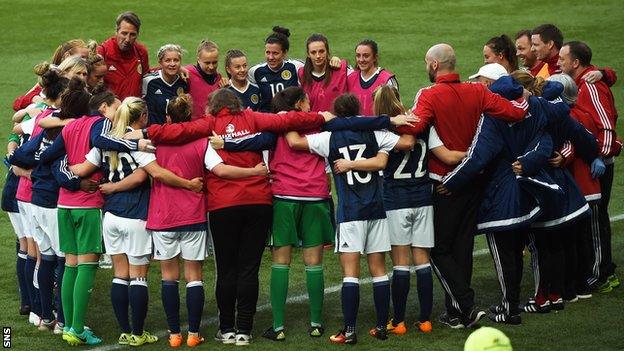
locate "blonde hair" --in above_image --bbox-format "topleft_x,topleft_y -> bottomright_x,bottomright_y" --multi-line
510,70 -> 546,97
157,44 -> 184,61
57,56 -> 88,77
197,40 -> 218,55
373,85 -> 406,116
109,97 -> 146,170
51,39 -> 87,65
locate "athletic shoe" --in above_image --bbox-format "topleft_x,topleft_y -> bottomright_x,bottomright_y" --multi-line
463,308 -> 486,328
416,321 -> 432,333
308,325 -> 325,337
550,298 -> 564,311
329,329 -> 357,345
214,329 -> 236,344
489,303 -> 506,314
576,289 -> 593,299
98,254 -> 112,269
368,327 -> 388,340
386,319 -> 407,335
187,332 -> 204,347
118,332 -> 131,345
129,331 -> 158,346
489,312 -> 521,325
592,280 -> 613,293
53,322 -> 64,335
608,273 -> 620,288
261,327 -> 285,341
38,319 -> 55,331
438,311 -> 464,329
62,326 -> 71,342
168,333 -> 183,348
234,333 -> 251,346
563,295 -> 578,303
65,327 -> 102,346
19,305 -> 31,316
522,299 -> 551,313
29,312 -> 41,326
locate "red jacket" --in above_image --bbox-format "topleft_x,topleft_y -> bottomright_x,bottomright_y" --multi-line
565,106 -> 601,200
97,37 -> 149,100
540,53 -> 617,86
397,73 -> 528,180
575,65 -> 621,158
13,84 -> 42,111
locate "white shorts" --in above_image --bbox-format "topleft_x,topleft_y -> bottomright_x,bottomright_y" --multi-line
386,206 -> 434,248
151,230 -> 207,261
17,201 -> 36,238
32,205 -> 64,257
8,212 -> 26,239
335,218 -> 390,254
103,212 -> 152,264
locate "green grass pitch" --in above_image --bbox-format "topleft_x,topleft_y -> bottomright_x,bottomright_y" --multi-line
0,0 -> 622,350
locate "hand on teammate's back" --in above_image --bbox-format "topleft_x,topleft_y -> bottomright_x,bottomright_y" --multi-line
333,158 -> 352,174
138,139 -> 156,153
320,111 -> 335,122
209,131 -> 224,150
79,178 -> 99,193
548,152 -> 564,168
511,160 -> 523,175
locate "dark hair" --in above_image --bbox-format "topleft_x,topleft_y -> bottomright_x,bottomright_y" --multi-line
39,68 -> 69,101
564,41 -> 592,67
116,11 -> 141,32
514,29 -> 532,41
333,94 -> 361,117
355,39 -> 379,67
265,26 -> 290,52
271,87 -> 307,113
87,53 -> 106,74
88,84 -> 117,112
532,24 -> 563,49
59,78 -> 90,119
486,34 -> 518,71
167,94 -> 193,123
208,89 -> 243,115
302,34 -> 333,88
224,49 -> 246,78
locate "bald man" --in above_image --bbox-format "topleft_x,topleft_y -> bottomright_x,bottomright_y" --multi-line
397,43 -> 529,328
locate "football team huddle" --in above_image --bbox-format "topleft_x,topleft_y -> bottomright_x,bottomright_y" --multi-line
3,10 -> 620,348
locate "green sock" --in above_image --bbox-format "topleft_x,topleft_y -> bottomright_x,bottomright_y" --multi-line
61,265 -> 78,330
305,265 -> 324,326
270,264 -> 290,331
72,263 -> 98,334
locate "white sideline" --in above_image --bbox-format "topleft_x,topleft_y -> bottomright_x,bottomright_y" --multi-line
88,214 -> 624,350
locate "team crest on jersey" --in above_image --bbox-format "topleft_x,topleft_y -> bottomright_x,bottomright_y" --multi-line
281,70 -> 292,80
250,94 -> 259,104
136,62 -> 142,75
225,124 -> 235,134
176,87 -> 185,96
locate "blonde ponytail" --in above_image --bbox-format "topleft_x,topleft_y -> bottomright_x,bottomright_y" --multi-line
108,97 -> 146,170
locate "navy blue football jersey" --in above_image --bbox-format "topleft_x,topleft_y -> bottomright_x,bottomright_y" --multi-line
248,59 -> 303,112
229,82 -> 261,111
142,71 -> 189,125
383,132 -> 432,210
307,129 -> 398,223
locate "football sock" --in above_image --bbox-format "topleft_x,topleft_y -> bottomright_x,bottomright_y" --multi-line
186,281 -> 204,333
129,278 -> 149,335
25,255 -> 38,315
270,264 -> 289,331
373,275 -> 390,329
111,277 -> 131,333
305,265 -> 324,327
391,266 -> 411,325
161,280 -> 180,334
416,264 -> 433,322
72,262 -> 98,334
61,265 -> 77,329
16,250 -> 29,307
56,258 -> 65,325
341,277 -> 359,333
37,254 -> 56,321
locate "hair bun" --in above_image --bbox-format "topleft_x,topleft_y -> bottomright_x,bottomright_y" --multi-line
33,61 -> 51,76
272,26 -> 290,37
67,77 -> 87,92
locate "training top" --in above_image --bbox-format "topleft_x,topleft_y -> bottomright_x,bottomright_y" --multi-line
566,105 -> 602,201
12,84 -> 43,111
306,128 -> 399,223
142,70 -> 189,125
187,64 -> 222,119
97,37 -> 150,100
298,59 -> 348,112
249,59 -> 304,112
228,82 -> 261,111
347,68 -> 397,116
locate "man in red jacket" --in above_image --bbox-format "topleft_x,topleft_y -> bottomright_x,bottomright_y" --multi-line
396,43 -> 529,329
559,40 -> 621,292
97,12 -> 149,100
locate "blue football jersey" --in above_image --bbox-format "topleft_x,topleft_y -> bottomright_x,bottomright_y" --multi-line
383,132 -> 432,210
142,71 -> 189,125
229,82 -> 261,111
248,59 -> 303,112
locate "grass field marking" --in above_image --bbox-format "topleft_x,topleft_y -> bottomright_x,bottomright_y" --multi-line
87,213 -> 624,351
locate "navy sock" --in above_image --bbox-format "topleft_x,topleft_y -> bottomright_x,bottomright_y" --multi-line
373,275 -> 390,329
129,278 -> 149,335
391,266 -> 411,324
111,278 -> 131,333
186,281 -> 205,333
416,264 -> 433,322
25,255 -> 39,316
37,255 -> 56,321
162,280 -> 180,334
16,250 -> 29,307
55,258 -> 65,325
341,277 -> 359,333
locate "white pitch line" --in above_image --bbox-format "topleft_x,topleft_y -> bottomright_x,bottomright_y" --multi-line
89,213 -> 624,350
